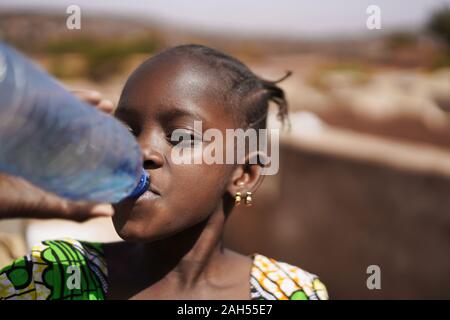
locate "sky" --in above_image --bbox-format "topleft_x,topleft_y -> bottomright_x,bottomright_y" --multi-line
0,0 -> 449,38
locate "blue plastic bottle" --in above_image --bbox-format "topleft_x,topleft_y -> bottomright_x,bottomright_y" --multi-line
0,42 -> 148,203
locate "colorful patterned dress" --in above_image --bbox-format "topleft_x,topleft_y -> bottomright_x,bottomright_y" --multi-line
0,238 -> 328,300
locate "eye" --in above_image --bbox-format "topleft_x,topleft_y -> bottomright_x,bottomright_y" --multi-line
117,117 -> 139,137
168,129 -> 202,148
127,126 -> 137,136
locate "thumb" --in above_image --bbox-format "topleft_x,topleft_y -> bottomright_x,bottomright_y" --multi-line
64,202 -> 114,222
89,203 -> 115,216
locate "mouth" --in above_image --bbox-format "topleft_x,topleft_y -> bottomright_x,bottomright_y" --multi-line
137,185 -> 161,201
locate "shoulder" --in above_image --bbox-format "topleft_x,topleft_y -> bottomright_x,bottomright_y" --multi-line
250,254 -> 329,300
0,238 -> 108,300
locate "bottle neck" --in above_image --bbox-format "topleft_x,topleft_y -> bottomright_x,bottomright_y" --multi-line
127,168 -> 149,199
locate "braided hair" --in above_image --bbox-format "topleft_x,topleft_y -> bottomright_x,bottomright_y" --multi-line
153,44 -> 291,130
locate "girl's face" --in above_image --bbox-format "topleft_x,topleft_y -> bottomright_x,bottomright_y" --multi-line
112,56 -> 237,242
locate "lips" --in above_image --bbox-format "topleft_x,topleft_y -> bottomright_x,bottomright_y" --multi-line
134,183 -> 161,201
139,189 -> 160,201
148,185 -> 160,196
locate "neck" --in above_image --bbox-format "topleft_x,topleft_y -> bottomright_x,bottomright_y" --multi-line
138,204 -> 228,289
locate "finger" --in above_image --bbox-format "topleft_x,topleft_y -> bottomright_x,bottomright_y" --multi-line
0,173 -> 114,221
71,89 -> 102,105
64,202 -> 114,222
89,203 -> 115,216
96,99 -> 115,114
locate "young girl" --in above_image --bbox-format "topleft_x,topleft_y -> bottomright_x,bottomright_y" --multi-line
0,45 -> 328,300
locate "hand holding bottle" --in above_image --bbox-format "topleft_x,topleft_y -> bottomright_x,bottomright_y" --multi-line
0,90 -> 115,221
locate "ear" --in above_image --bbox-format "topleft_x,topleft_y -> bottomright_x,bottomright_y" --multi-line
226,150 -> 267,197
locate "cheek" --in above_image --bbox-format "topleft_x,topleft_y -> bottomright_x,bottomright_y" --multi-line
112,163 -> 229,242
167,163 -> 228,215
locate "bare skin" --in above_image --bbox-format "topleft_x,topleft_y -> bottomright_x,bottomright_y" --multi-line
0,55 -> 264,299
104,213 -> 253,300
104,53 -> 263,299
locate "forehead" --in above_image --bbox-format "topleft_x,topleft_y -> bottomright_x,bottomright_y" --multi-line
117,56 -> 235,128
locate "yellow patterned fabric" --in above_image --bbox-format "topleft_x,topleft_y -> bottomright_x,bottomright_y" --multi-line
250,254 -> 328,300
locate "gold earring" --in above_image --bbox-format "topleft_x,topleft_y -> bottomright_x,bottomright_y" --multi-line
245,191 -> 252,206
235,192 -> 242,206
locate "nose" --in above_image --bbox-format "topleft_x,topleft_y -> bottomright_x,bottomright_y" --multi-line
139,136 -> 164,170
141,147 -> 164,170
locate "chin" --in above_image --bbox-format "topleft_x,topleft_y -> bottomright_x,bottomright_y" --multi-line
115,229 -> 141,242
112,220 -> 167,243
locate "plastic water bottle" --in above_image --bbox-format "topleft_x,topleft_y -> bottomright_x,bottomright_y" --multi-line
0,42 -> 148,203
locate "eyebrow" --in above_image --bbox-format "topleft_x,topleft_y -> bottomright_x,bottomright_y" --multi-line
115,103 -> 210,129
157,105 -> 207,126
114,105 -> 140,119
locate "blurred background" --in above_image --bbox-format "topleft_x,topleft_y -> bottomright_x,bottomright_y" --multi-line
0,0 -> 449,299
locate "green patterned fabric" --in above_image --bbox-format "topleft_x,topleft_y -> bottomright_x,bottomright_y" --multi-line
0,239 -> 107,300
